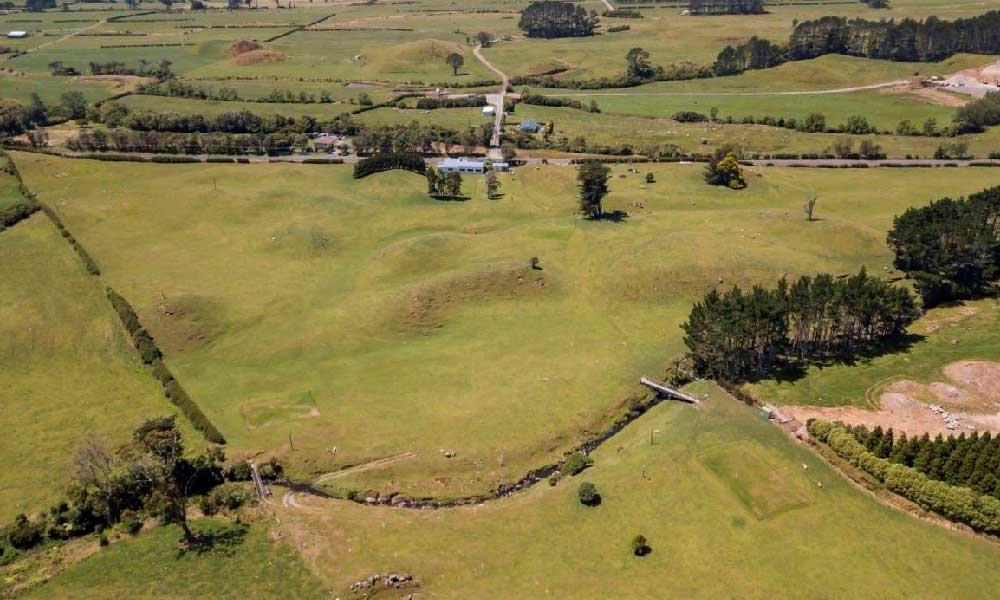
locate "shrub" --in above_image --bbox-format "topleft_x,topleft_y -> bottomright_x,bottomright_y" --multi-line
631,534 -> 650,556
98,530 -> 109,546
548,473 -> 561,486
645,172 -> 654,183
672,111 -> 708,123
6,514 -> 43,550
0,543 -> 17,566
200,483 -> 255,515
578,482 -> 601,506
120,511 -> 142,535
561,452 -> 593,476
226,461 -> 253,482
257,458 -> 284,480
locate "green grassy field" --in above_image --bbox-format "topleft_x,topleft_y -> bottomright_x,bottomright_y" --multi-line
748,299 -> 1000,408
12,152 -> 1000,501
275,382 -> 1000,599
484,4 -> 1000,81
116,93 -> 354,120
15,520 -> 327,600
509,104 -> 1000,157
0,211 -> 203,522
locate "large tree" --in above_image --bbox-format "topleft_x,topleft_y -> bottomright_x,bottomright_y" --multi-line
577,160 -> 610,218
445,52 -> 465,76
887,186 -> 1000,307
625,47 -> 654,80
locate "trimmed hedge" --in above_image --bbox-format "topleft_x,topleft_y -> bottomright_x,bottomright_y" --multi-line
107,288 -> 226,445
809,421 -> 1000,535
353,152 -> 426,179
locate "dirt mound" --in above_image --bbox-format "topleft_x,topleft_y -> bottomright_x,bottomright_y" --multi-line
398,266 -> 552,331
143,293 -> 223,354
231,39 -> 263,56
232,49 -> 287,66
229,40 -> 286,65
945,361 -> 1000,401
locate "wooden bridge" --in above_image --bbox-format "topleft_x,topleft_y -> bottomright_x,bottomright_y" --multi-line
639,377 -> 702,405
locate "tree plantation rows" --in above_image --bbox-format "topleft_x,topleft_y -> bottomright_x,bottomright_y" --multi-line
682,269 -> 919,381
810,421 -> 1000,536
848,426 -> 1000,501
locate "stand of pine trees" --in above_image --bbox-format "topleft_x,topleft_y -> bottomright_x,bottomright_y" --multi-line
789,12 -> 1000,62
518,1 -> 597,38
847,425 -> 1000,500
682,269 -> 919,381
688,0 -> 764,16
887,186 -> 1000,308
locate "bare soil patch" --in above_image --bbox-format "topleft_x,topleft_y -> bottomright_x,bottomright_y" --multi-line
886,83 -> 967,107
231,40 -> 287,66
782,361 -> 1000,436
945,361 -> 1000,401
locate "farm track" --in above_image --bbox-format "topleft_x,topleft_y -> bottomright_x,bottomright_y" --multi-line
22,18 -> 106,54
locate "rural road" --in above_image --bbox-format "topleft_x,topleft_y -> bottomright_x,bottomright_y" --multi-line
543,80 -> 910,97
473,44 -> 509,154
21,150 -> 1000,168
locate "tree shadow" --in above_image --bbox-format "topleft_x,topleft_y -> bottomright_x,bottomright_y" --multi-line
176,522 -> 249,558
766,333 -> 926,384
587,210 -> 629,223
430,194 -> 470,202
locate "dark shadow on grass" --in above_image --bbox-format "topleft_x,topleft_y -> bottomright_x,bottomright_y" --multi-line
757,333 -> 927,384
176,522 -> 249,558
430,194 -> 470,202
586,210 -> 629,223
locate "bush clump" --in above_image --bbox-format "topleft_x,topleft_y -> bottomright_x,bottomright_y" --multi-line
561,452 -> 593,476
199,483 -> 256,515
631,534 -> 651,556
577,482 -> 601,506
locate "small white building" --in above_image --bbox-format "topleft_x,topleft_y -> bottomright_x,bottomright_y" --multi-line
438,159 -> 509,174
7,31 -> 27,39
482,105 -> 495,117
439,158 -> 485,174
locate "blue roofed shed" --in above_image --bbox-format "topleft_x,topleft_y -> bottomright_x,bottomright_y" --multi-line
520,119 -> 541,133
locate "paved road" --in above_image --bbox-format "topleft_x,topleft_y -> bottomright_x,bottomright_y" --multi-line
473,44 -> 509,155
543,80 -> 910,97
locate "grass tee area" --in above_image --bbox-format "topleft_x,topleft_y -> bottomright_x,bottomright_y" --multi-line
12,152 -> 1000,500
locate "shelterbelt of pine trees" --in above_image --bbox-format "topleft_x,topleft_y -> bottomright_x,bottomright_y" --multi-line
682,268 -> 918,381
846,425 -> 1000,501
888,186 -> 1000,308
809,420 -> 1000,535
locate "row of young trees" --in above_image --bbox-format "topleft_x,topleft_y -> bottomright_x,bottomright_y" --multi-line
887,186 -> 1000,307
848,426 -> 1000,500
137,79 -> 342,104
682,269 -> 919,381
67,128 -> 306,156
789,12 -> 1000,62
810,420 -> 1000,535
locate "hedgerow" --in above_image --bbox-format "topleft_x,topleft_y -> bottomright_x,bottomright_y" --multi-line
809,421 -> 1000,535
